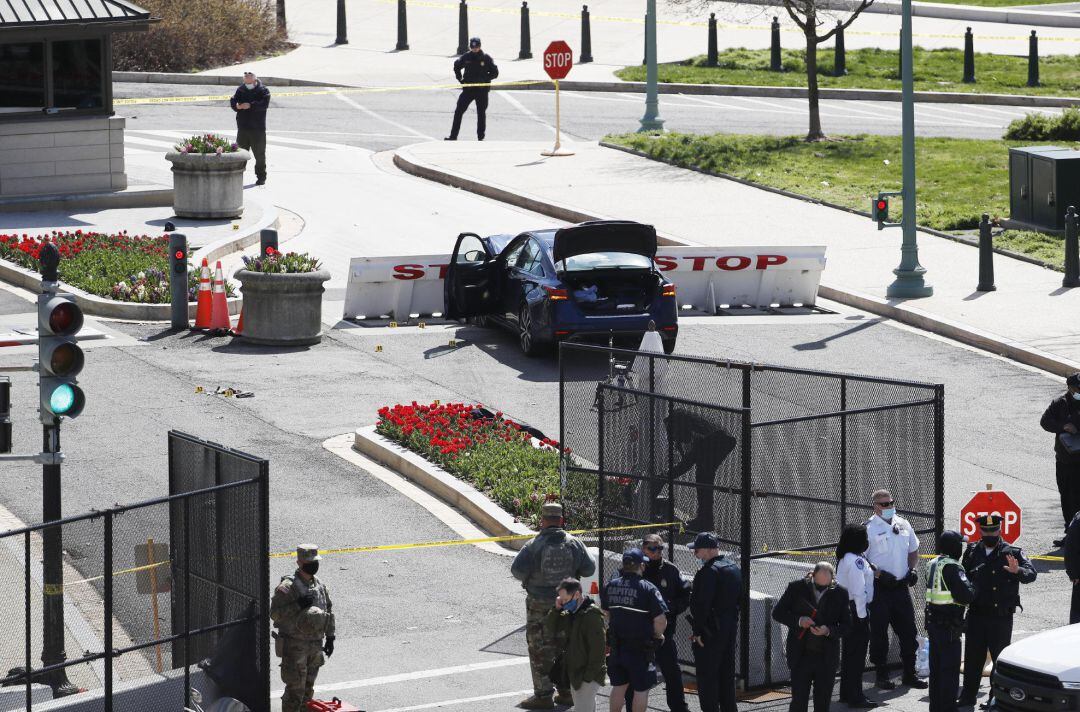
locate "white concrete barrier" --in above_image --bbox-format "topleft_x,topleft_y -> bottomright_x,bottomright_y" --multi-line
342,247 -> 827,320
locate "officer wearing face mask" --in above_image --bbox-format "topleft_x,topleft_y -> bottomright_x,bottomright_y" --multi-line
271,544 -> 335,712
958,516 -> 1036,707
230,70 -> 271,185
925,531 -> 976,712
1040,372 -> 1080,548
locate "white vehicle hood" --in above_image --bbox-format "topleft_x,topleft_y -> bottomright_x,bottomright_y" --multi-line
999,624 -> 1080,682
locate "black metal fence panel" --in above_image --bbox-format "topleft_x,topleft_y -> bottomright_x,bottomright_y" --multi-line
0,431 -> 269,712
559,343 -> 944,689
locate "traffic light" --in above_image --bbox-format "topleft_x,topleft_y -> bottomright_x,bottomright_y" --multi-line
872,195 -> 890,228
0,376 -> 11,453
38,294 -> 85,422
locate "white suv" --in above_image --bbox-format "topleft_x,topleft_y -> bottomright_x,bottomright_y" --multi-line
991,624 -> 1080,712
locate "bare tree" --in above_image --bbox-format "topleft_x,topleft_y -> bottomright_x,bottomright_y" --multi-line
276,0 -> 287,34
782,0 -> 873,140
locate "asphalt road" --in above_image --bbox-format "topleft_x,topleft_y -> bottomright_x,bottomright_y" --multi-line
114,81 -> 1052,151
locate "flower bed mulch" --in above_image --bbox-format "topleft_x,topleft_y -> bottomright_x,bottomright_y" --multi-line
0,231 -> 234,304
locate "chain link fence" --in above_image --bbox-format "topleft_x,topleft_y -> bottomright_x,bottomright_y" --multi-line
0,431 -> 269,712
560,344 -> 944,689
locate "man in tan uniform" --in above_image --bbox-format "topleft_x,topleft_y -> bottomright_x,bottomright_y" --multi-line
271,544 -> 335,712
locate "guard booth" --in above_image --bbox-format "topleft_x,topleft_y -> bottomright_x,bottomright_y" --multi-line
0,0 -> 155,198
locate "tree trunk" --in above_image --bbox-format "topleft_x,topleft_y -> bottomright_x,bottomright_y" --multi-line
805,26 -> 825,141
277,0 -> 287,34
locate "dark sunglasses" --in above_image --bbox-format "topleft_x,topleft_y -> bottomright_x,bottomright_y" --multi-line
876,500 -> 895,507
643,544 -> 663,552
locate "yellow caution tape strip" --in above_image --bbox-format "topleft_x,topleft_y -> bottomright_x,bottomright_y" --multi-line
113,80 -> 548,107
375,0 -> 1080,42
770,548 -> 1065,562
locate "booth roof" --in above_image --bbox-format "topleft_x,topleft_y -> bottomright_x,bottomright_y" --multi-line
0,0 -> 151,28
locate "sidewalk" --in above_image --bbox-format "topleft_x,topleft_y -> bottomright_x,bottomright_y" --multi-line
198,0 -> 1080,89
394,139 -> 1080,375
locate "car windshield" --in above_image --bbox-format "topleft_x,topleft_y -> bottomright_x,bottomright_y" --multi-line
558,251 -> 652,271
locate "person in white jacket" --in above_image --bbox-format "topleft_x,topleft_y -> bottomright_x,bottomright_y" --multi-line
835,524 -> 880,709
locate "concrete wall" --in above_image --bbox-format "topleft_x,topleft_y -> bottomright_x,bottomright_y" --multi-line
0,116 -> 127,198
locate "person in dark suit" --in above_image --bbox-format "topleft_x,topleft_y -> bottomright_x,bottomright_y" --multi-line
446,37 -> 498,141
958,515 -> 1037,707
1040,372 -> 1080,548
1065,511 -> 1080,625
772,562 -> 852,712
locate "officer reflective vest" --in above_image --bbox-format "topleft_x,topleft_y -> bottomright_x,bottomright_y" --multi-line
926,555 -> 962,606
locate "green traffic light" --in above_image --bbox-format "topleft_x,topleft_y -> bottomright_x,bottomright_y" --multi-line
49,384 -> 76,414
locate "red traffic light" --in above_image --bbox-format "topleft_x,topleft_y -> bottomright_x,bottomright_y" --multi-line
174,250 -> 185,260
876,200 -> 887,211
48,301 -> 83,335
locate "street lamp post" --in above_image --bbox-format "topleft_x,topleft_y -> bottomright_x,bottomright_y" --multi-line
637,0 -> 664,132
886,0 -> 932,298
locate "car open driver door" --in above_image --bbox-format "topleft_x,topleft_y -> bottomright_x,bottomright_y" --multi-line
444,232 -> 497,319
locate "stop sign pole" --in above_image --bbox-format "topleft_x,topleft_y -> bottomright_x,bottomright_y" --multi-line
542,41 -> 574,157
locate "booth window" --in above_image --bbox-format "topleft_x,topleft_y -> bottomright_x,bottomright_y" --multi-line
0,38 -> 105,117
0,43 -> 46,114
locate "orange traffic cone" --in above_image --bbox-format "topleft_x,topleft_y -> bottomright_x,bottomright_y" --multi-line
234,307 -> 244,335
208,261 -> 231,331
193,259 -> 213,329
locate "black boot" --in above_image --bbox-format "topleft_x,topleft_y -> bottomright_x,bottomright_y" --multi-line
876,668 -> 896,690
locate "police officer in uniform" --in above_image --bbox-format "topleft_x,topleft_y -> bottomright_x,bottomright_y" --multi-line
688,532 -> 743,712
925,531 -> 976,712
511,502 -> 596,709
624,533 -> 692,712
602,547 -> 669,712
864,489 -> 927,691
446,37 -> 499,141
1066,511 -> 1080,625
270,544 -> 335,712
958,515 -> 1037,707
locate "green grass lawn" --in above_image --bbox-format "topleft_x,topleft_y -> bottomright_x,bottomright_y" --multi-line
995,230 -> 1066,268
615,47 -> 1080,97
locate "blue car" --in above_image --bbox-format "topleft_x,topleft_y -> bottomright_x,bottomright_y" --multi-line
444,220 -> 678,357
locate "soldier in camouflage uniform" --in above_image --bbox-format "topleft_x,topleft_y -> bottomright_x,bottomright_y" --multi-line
271,544 -> 336,712
511,502 -> 597,710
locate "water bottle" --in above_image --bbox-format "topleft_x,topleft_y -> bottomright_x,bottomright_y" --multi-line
915,636 -> 931,678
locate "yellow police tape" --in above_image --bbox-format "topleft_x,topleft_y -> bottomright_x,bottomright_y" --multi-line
770,548 -> 1065,563
112,80 -> 549,107
377,0 -> 1080,42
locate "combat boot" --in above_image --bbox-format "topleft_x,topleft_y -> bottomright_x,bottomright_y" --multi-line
554,690 -> 574,705
519,693 -> 555,710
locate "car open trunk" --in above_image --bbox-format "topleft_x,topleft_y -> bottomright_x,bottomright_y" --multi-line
561,269 -> 662,315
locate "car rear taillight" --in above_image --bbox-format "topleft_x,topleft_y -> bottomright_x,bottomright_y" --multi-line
662,326 -> 677,332
661,284 -> 676,297
544,286 -> 569,301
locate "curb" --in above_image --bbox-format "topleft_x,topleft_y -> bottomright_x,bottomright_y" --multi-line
518,80 -> 1080,109
191,192 -> 282,267
0,186 -> 173,214
599,140 -> 1064,273
114,72 -> 351,88
393,141 -> 1080,377
352,425 -> 534,550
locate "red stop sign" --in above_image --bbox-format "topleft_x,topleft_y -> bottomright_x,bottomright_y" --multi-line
960,490 -> 1022,544
543,41 -> 574,80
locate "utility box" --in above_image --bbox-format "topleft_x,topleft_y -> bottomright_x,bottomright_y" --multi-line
1008,145 -> 1080,232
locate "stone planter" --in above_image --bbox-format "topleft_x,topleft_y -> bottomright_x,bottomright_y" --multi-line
165,150 -> 250,219
234,269 -> 330,346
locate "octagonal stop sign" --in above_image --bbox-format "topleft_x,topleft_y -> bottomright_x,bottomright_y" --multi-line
543,41 -> 573,80
960,490 -> 1022,544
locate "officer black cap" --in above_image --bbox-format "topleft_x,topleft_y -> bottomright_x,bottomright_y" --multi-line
977,514 -> 1002,531
469,36 -> 482,48
688,532 -> 721,550
1067,372 -> 1080,389
938,530 -> 964,560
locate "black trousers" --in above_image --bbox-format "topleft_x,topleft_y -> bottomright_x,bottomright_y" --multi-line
868,584 -> 918,675
928,620 -> 962,712
789,652 -> 838,712
840,611 -> 870,701
1056,460 -> 1080,530
693,633 -> 737,712
236,128 -> 267,181
625,627 -> 688,712
1071,581 -> 1080,625
961,613 -> 1013,701
449,88 -> 489,140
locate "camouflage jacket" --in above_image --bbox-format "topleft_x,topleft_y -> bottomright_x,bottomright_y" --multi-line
270,570 -> 336,642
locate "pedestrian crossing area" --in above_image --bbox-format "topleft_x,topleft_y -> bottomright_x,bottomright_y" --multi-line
122,129 -> 346,156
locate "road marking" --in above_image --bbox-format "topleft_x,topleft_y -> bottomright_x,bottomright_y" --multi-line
375,690 -> 534,712
333,90 -> 435,140
498,91 -> 557,135
271,657 -> 531,695
913,104 -> 1001,128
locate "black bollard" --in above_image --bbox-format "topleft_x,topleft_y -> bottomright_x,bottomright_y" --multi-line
1028,30 -> 1040,87
581,5 -> 593,63
519,1 -> 532,59
707,13 -> 718,67
977,213 -> 996,292
1066,206 -> 1080,288
834,20 -> 846,76
770,16 -> 782,71
456,0 -> 468,55
335,0 -> 348,45
168,231 -> 189,330
260,228 -> 279,257
963,27 -> 975,83
396,0 -> 409,51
